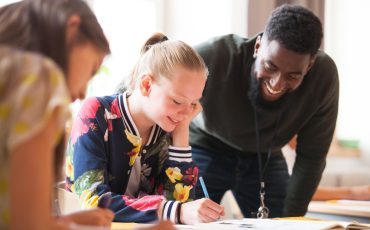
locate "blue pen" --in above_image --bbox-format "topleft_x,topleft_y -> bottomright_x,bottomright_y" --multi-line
199,176 -> 210,199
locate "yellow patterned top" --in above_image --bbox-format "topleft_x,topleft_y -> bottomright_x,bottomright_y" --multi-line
0,46 -> 71,227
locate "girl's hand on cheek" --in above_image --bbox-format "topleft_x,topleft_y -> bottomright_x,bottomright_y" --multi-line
171,102 -> 202,147
179,102 -> 203,129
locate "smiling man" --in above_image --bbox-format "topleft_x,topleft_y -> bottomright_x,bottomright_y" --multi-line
190,4 -> 339,217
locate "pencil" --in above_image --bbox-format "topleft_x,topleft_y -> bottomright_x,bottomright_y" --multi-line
199,176 -> 210,199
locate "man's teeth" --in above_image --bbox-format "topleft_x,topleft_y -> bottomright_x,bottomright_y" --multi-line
264,81 -> 283,94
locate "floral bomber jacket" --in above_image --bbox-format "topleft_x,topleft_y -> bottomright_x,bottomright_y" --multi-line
65,93 -> 198,223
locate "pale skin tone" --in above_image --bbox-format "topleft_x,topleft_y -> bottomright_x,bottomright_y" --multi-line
10,15 -> 113,230
128,66 -> 225,224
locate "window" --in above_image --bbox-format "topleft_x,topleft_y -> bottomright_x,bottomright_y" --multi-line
87,0 -> 247,97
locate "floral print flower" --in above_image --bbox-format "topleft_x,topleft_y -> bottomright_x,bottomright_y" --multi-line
125,129 -> 142,166
65,155 -> 74,181
141,164 -> 152,177
183,166 -> 198,186
165,167 -> 183,183
173,183 -> 192,202
122,195 -> 163,211
110,98 -> 122,118
156,182 -> 164,195
104,109 -> 117,132
80,189 -> 99,208
74,169 -> 104,196
70,97 -> 101,144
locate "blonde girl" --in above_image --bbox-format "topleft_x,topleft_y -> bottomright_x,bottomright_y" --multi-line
67,33 -> 224,224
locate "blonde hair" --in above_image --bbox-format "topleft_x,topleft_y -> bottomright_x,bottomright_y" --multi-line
125,33 -> 208,93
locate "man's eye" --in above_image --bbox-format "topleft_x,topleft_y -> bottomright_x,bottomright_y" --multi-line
264,64 -> 274,72
289,74 -> 301,81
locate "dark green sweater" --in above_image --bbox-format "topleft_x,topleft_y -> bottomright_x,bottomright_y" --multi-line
190,34 -> 339,216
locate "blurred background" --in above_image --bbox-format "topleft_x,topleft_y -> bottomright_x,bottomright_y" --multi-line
1,0 -> 369,201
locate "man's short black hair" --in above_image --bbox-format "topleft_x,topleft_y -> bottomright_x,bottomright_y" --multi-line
264,4 -> 323,55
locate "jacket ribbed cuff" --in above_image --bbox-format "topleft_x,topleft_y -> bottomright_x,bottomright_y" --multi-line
161,200 -> 180,223
168,146 -> 192,162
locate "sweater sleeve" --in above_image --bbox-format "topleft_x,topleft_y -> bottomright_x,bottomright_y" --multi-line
66,97 -> 165,223
164,145 -> 198,202
153,135 -> 199,222
283,55 -> 339,216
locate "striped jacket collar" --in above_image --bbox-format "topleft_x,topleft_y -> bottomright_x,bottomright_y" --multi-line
118,92 -> 162,146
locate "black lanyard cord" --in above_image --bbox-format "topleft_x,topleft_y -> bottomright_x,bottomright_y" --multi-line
253,108 -> 282,218
253,108 -> 263,190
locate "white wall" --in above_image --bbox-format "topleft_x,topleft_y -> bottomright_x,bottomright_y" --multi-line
87,0 -> 248,97
0,0 -> 20,5
0,0 -> 249,117
325,0 -> 370,163
161,0 -> 247,45
89,0 -> 162,97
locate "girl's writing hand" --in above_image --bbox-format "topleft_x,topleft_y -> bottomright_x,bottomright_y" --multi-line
180,198 -> 224,225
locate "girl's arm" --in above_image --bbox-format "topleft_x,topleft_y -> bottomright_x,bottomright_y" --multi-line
11,110 -> 114,229
161,102 -> 224,224
11,110 -> 64,229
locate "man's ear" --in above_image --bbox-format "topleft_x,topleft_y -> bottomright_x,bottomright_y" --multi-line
307,55 -> 317,71
253,35 -> 262,58
66,15 -> 81,44
140,74 -> 152,96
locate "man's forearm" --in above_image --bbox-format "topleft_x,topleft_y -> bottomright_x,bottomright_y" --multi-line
283,155 -> 326,216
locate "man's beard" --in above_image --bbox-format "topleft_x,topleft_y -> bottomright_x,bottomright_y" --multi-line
248,64 -> 289,112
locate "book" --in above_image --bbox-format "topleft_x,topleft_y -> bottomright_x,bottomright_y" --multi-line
309,200 -> 370,217
109,217 -> 370,230
181,218 -> 370,230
